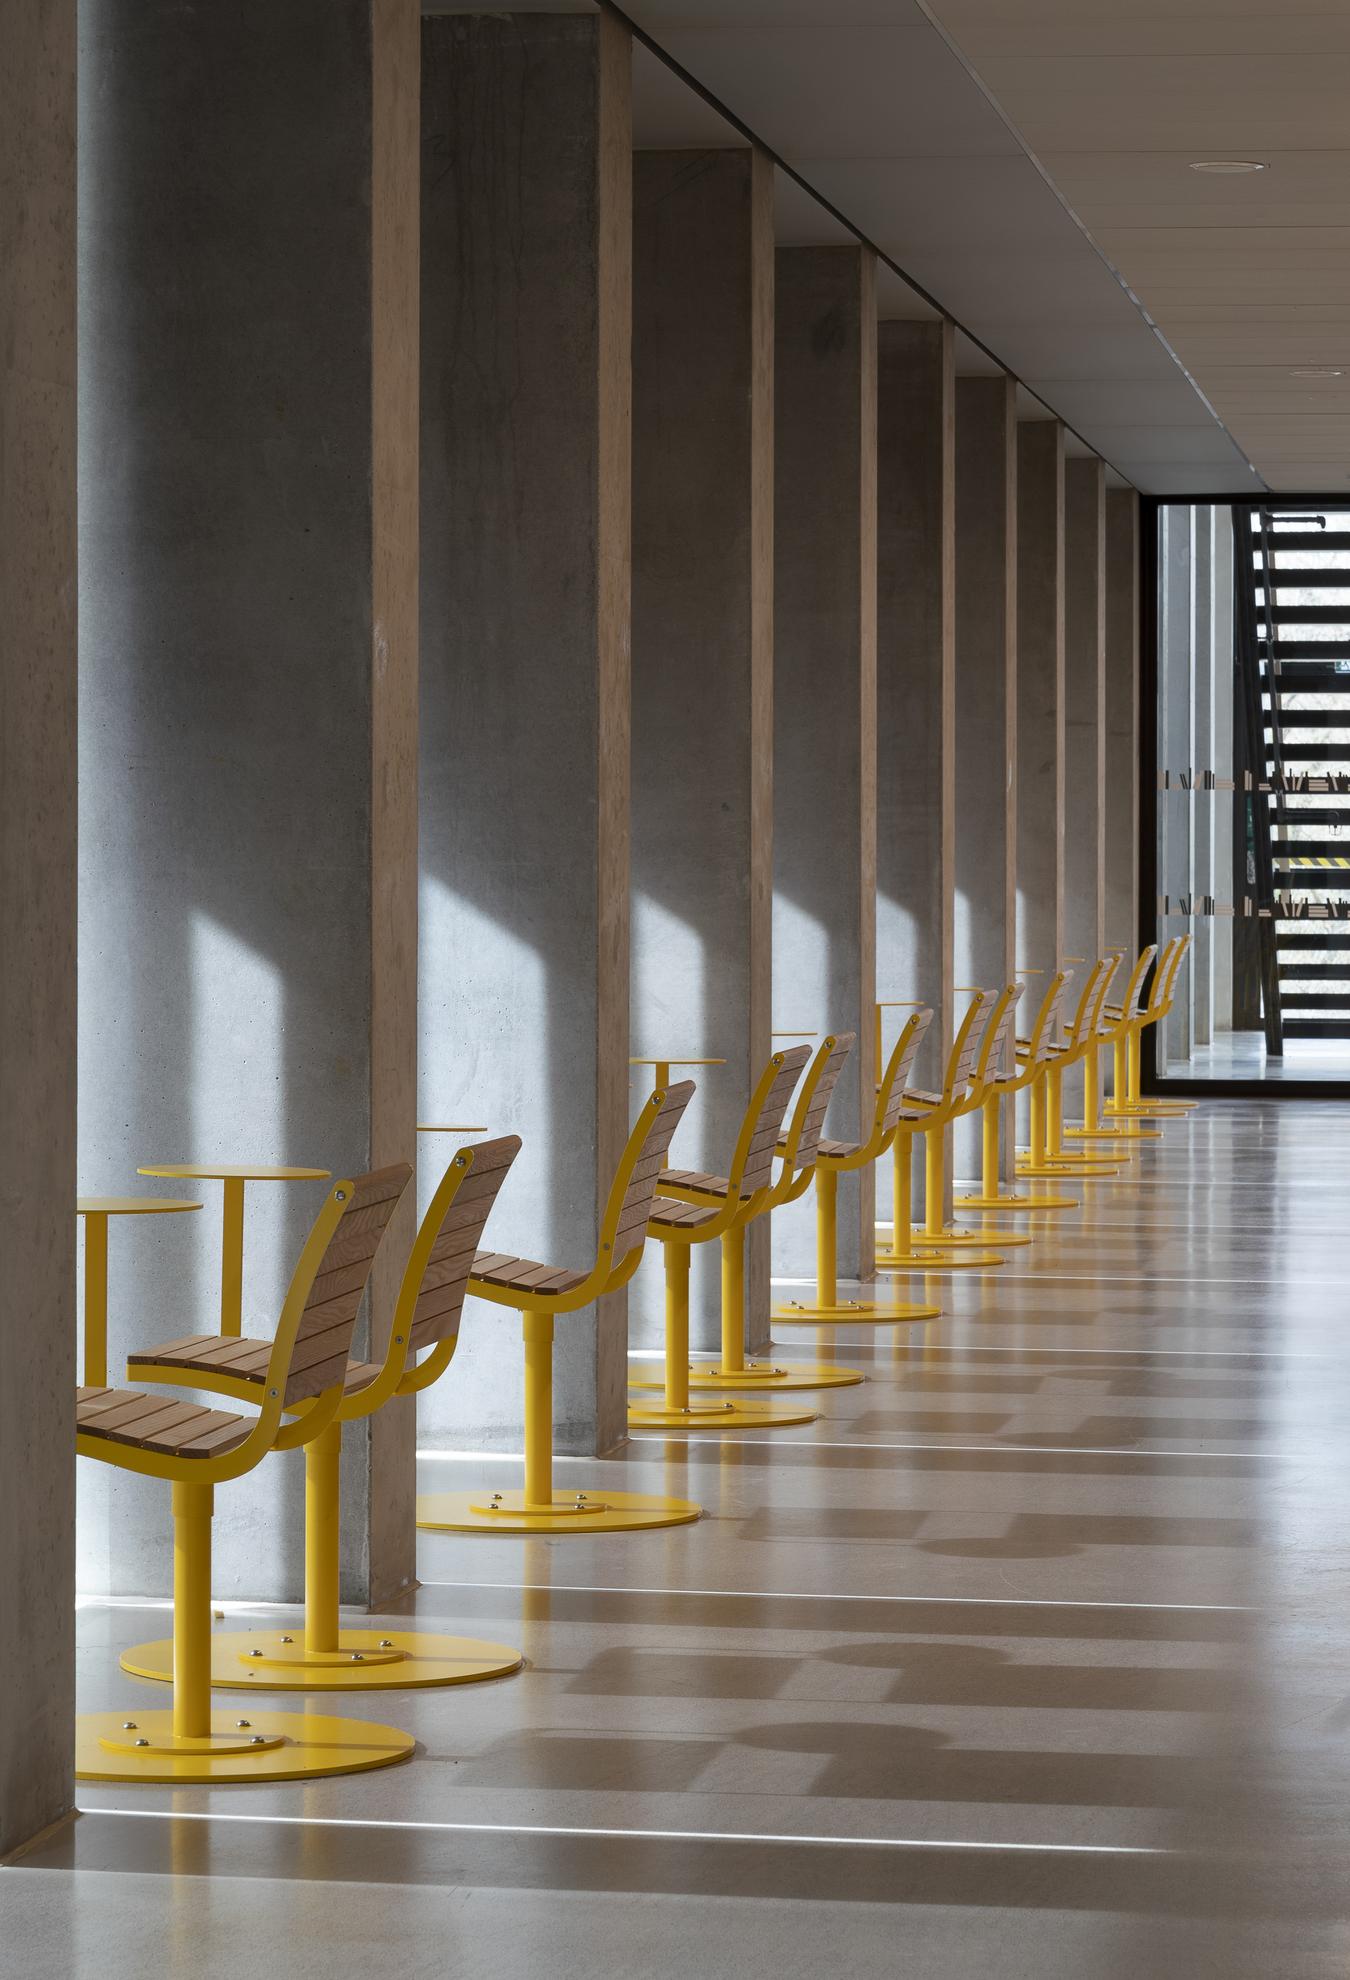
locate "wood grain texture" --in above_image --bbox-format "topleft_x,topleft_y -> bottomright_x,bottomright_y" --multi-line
747,145 -> 776,1345
0,0 -> 76,1857
1065,455 -> 1108,970
1017,420 -> 1067,974
367,0 -> 420,1607
594,7 -> 632,1456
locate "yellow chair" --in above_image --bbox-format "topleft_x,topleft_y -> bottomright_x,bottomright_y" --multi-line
1105,935 -> 1197,1117
629,1046 -> 829,1429
774,1008 -> 954,1325
634,1032 -> 875,1392
954,973 -> 1078,1214
1017,957 -> 1127,1179
875,992 -> 1007,1272
417,1082 -> 701,1534
908,984 -> 1036,1250
121,1137 -> 526,1693
1065,944 -> 1162,1144
76,1166 -> 415,1783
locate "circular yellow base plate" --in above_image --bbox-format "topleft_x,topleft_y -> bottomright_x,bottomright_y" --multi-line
627,1397 -> 817,1429
954,1190 -> 1078,1212
875,1248 -> 1006,1272
417,1489 -> 701,1535
1017,1160 -> 1121,1179
770,1299 -> 941,1325
119,1628 -> 524,1692
1065,1125 -> 1160,1142
76,1707 -> 414,1784
630,1359 -> 863,1391
902,1225 -> 1034,1250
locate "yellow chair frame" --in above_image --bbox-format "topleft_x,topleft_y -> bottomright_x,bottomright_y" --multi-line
76,1167 -> 418,1783
121,1138 -> 528,1692
417,1082 -> 701,1535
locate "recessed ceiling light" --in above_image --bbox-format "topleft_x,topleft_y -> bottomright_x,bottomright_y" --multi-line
1189,159 -> 1268,174
1291,367 -> 1345,378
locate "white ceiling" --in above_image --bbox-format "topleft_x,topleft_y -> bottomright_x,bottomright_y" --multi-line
619,0 -> 1264,494
434,3 -> 1347,494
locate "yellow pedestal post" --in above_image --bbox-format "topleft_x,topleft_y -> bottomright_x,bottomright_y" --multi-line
629,1236 -> 817,1429
772,1162 -> 940,1328
121,1416 -> 526,1691
954,1091 -> 1077,1212
1065,1039 -> 1159,1142
82,1481 -> 416,1782
875,1127 -> 1006,1273
1018,1067 -> 1122,1178
419,1308 -> 701,1534
911,1119 -> 1026,1257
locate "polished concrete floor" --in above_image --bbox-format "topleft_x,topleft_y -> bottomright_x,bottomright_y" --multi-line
12,1101 -> 1350,1975
1170,1027 -> 1350,1082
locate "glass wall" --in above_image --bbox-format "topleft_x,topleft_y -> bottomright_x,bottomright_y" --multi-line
1154,502 -> 1350,1084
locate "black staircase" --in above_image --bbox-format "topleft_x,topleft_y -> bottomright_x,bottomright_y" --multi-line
1238,507 -> 1350,1047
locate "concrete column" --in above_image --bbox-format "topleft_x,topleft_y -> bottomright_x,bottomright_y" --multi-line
1,0 -> 76,1858
773,246 -> 877,1280
1159,506 -> 1196,1067
630,148 -> 773,1354
1104,488 -> 1141,971
1192,507 -> 1217,1046
878,320 -> 955,1206
419,13 -> 632,1452
1064,456 -> 1106,1117
78,0 -> 420,1605
954,375 -> 1017,1179
1016,422 -> 1066,982
1212,508 -> 1235,1029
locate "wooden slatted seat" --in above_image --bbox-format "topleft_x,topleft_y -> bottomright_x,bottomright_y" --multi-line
648,1195 -> 722,1232
77,1386 -> 252,1459
469,1251 -> 589,1297
658,1166 -> 732,1198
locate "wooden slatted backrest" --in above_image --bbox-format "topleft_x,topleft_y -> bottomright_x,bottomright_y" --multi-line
878,1010 -> 932,1135
779,1037 -> 851,1172
1160,932 -> 1191,1009
975,983 -> 1023,1086
729,1043 -> 817,1197
943,992 -> 989,1103
1088,952 -> 1122,1033
1063,958 -> 1113,1048
1027,970 -> 1072,1063
281,1164 -> 411,1405
1145,936 -> 1181,1016
408,1136 -> 522,1352
607,1080 -> 697,1273
1121,944 -> 1158,1021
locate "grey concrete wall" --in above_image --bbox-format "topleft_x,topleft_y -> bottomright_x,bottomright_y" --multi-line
1159,506 -> 1195,1067
630,148 -> 773,1354
1212,508 -> 1235,1029
1064,457 -> 1107,981
773,247 -> 877,1279
419,13 -> 632,1451
77,0 -> 419,1604
1104,488 -> 1140,969
878,321 -> 955,1207
1016,422 -> 1066,982
1,0 -> 77,1858
954,375 -> 1017,1178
